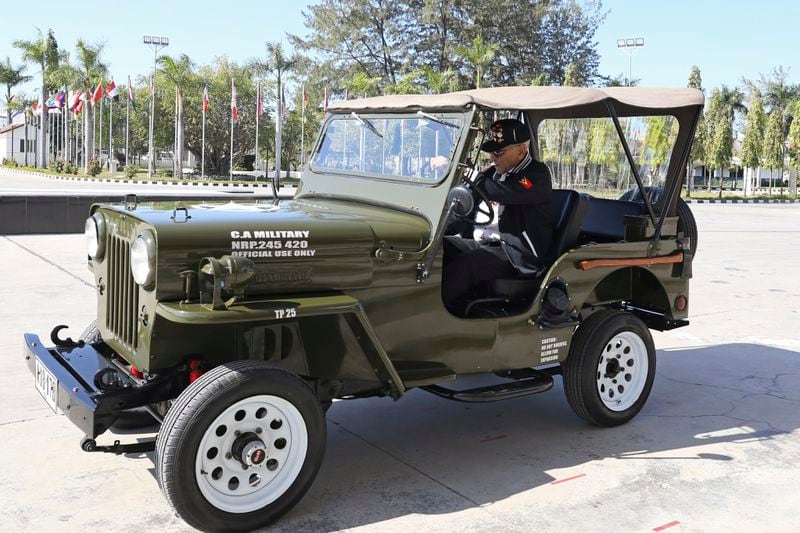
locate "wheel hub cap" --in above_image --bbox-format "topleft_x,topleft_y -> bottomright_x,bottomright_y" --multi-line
231,432 -> 268,467
605,358 -> 622,379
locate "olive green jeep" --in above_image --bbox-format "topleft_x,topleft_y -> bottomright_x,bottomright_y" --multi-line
25,86 -> 702,531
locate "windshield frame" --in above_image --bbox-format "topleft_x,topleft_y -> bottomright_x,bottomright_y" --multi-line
308,111 -> 468,187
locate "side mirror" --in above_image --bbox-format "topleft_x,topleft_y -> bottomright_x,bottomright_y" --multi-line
447,186 -> 474,217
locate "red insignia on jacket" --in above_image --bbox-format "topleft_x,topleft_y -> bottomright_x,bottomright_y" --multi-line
519,177 -> 533,189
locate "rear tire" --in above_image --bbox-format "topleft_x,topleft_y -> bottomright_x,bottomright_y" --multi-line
676,198 -> 698,256
155,361 -> 326,532
619,187 -> 698,256
562,310 -> 656,427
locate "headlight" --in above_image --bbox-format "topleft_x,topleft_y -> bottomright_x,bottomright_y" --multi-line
130,230 -> 156,288
85,213 -> 106,260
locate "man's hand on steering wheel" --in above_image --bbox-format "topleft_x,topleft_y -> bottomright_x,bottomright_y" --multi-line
460,171 -> 495,227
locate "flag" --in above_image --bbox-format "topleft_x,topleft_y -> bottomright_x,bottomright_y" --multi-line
91,82 -> 103,105
45,94 -> 56,107
231,79 -> 238,121
70,91 -> 83,111
256,84 -> 263,117
323,87 -> 328,113
106,79 -> 119,102
127,76 -> 136,111
302,86 -> 308,110
203,85 -> 209,112
74,100 -> 84,114
55,92 -> 66,108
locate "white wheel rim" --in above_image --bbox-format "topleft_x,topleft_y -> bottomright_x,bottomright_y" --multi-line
194,395 -> 308,513
595,331 -> 648,412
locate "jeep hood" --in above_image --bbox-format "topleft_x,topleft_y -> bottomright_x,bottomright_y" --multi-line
100,198 -> 431,299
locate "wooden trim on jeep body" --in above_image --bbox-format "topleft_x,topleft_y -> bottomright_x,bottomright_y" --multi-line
577,251 -> 684,271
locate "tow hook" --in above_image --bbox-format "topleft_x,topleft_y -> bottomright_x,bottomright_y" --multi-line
80,437 -> 156,455
50,325 -> 84,348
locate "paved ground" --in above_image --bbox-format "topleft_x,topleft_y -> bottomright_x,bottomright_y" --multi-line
1,204 -> 799,532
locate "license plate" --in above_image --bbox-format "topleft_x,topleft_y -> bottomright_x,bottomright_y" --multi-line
34,357 -> 60,414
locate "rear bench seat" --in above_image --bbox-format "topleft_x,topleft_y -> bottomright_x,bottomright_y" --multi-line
578,196 -> 645,243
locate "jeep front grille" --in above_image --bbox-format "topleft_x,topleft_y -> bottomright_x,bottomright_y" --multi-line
106,234 -> 139,350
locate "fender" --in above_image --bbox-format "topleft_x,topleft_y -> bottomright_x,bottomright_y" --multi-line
155,294 -> 405,396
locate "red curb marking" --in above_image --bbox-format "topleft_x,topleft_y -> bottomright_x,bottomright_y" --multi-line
653,520 -> 680,531
550,473 -> 586,485
480,434 -> 508,443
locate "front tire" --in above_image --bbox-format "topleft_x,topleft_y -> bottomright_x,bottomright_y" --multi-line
562,310 -> 656,427
155,361 -> 326,532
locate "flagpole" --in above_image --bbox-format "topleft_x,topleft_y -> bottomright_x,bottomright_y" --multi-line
126,78 -> 130,168
64,88 -> 69,163
201,86 -> 206,179
109,97 -> 113,171
92,102 -> 96,162
174,85 -> 178,177
255,81 -> 260,177
99,95 -> 104,163
301,83 -> 305,167
230,79 -> 234,181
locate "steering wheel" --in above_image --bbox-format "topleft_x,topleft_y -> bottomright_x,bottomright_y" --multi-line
461,173 -> 496,227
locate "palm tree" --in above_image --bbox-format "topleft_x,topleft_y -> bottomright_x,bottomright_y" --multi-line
762,70 -> 800,195
158,54 -> 196,178
420,66 -> 458,94
49,55 -> 80,163
253,42 -> 299,185
343,71 -> 381,97
13,29 -> 60,168
0,57 -> 32,163
456,34 -> 497,89
74,40 -> 108,173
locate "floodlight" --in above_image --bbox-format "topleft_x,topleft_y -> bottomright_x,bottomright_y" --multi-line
143,36 -> 152,44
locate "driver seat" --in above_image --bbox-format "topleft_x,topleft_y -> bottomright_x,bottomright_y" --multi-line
465,190 -> 588,316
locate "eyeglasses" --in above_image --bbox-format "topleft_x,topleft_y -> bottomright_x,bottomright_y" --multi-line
491,147 -> 510,157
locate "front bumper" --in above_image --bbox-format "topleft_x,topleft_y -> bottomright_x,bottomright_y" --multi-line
24,333 -> 180,438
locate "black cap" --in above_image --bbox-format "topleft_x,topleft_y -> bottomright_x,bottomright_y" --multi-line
480,118 -> 531,152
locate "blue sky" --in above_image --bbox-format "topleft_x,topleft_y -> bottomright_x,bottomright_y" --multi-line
1,0 -> 797,97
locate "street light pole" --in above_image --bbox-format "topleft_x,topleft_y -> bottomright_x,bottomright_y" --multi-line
143,35 -> 169,178
616,37 -> 645,87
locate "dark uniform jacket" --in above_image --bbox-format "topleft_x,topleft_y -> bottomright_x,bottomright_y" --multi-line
477,157 -> 554,274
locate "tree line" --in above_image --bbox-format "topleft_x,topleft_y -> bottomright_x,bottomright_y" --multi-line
689,65 -> 800,196
1,0 -> 797,193
0,0 -> 606,176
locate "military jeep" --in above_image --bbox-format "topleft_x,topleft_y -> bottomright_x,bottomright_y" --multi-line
25,86 -> 702,531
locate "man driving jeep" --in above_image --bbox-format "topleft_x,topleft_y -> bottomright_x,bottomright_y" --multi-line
443,118 -> 553,311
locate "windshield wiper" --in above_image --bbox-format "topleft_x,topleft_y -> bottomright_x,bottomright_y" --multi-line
350,112 -> 383,138
417,111 -> 458,128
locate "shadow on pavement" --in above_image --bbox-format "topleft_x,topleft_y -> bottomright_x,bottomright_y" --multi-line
271,342 -> 800,531
111,343 -> 800,530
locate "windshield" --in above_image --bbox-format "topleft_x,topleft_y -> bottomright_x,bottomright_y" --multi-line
311,113 -> 463,182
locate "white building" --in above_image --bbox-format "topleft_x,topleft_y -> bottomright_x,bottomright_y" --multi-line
0,115 -> 38,166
